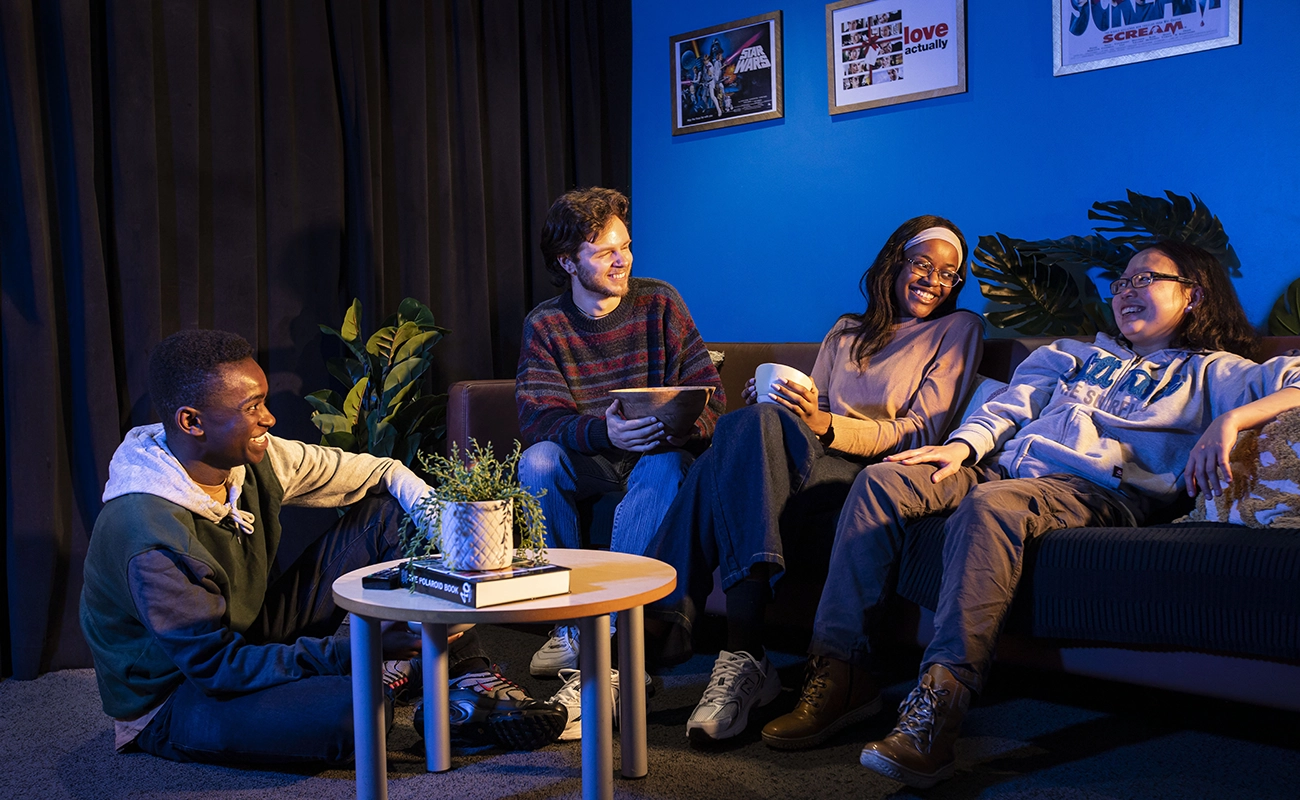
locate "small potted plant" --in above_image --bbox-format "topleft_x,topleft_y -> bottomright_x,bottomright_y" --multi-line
402,440 -> 548,570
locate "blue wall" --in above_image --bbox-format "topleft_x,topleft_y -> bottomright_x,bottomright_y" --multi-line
630,2 -> 1300,343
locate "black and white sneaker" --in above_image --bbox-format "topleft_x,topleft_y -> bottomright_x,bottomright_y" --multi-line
686,650 -> 781,743
413,668 -> 566,750
382,658 -> 421,706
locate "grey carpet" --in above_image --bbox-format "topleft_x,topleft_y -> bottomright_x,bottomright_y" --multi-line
4,624 -> 1298,799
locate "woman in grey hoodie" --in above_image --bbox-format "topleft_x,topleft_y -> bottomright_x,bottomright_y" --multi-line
762,241 -> 1300,788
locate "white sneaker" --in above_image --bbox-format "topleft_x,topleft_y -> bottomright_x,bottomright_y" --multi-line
548,668 -> 615,741
686,650 -> 782,743
530,624 -> 581,677
546,667 -> 653,741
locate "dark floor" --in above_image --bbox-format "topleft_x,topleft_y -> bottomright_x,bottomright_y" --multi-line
4,622 -> 1299,799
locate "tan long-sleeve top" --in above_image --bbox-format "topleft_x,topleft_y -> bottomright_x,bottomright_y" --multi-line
810,311 -> 984,458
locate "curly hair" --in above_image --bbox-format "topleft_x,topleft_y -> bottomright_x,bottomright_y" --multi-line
1137,240 -> 1258,360
837,215 -> 970,364
540,187 -> 631,287
148,329 -> 254,431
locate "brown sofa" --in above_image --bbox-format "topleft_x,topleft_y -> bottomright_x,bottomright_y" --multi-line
447,336 -> 1300,712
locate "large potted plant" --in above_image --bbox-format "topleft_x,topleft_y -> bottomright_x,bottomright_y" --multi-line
403,440 -> 548,571
305,297 -> 448,471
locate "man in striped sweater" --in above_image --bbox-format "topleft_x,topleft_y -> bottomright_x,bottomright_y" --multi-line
515,188 -> 724,715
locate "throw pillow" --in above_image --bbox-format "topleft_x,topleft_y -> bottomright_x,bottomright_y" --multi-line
949,374 -> 1010,433
708,349 -> 725,370
1179,407 -> 1300,528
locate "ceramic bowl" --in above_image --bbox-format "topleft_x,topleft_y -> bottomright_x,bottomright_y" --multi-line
608,386 -> 715,438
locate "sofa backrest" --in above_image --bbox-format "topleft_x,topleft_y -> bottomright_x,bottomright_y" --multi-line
446,335 -> 1300,456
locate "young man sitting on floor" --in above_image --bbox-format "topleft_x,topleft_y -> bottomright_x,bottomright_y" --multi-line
80,329 -> 564,764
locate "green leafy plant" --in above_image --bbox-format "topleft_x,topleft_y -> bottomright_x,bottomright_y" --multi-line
973,190 -> 1240,336
1270,277 -> 1300,336
305,298 -> 449,470
401,440 -> 548,563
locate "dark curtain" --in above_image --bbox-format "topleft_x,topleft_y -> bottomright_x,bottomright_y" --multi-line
0,0 -> 631,679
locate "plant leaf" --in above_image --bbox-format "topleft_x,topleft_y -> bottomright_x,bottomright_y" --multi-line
305,390 -> 344,417
365,325 -> 399,360
341,299 -> 362,343
398,297 -> 437,328
311,413 -> 353,435
1088,189 -> 1240,275
972,234 -> 1096,336
393,329 -> 445,364
1268,276 -> 1300,336
370,419 -> 397,458
343,377 -> 368,424
321,431 -> 358,451
383,355 -> 429,397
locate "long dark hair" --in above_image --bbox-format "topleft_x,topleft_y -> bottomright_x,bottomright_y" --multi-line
1140,240 -> 1257,359
837,215 -> 969,364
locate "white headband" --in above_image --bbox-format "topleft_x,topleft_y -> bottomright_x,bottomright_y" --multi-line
904,227 -> 964,265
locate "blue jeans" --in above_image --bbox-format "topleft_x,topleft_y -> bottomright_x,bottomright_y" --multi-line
644,403 -> 865,635
809,464 -> 1145,694
518,441 -> 693,557
133,495 -> 486,764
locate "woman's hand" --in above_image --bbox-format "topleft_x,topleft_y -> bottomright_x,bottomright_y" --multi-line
741,377 -> 759,405
1184,388 -> 1300,497
767,379 -> 831,436
885,442 -> 974,483
1186,410 -> 1239,498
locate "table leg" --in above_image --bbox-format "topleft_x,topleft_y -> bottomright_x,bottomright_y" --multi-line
616,605 -> 647,778
421,622 -> 451,772
350,613 -> 387,800
578,614 -> 613,800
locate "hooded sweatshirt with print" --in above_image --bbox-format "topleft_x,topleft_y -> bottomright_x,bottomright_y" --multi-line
80,424 -> 431,727
948,333 -> 1300,506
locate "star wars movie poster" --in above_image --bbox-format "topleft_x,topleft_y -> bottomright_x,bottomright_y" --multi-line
672,12 -> 783,135
1056,0 -> 1238,75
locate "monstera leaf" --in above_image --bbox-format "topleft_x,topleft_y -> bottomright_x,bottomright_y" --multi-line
972,234 -> 1100,335
1089,190 -> 1240,275
1270,277 -> 1300,336
973,190 -> 1241,337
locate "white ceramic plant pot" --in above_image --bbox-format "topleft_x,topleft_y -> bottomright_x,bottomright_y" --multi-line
440,499 -> 513,571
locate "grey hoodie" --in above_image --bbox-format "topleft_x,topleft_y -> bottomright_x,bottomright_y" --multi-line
949,334 -> 1300,505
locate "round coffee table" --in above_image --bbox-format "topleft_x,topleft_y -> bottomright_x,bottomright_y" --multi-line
333,549 -> 676,800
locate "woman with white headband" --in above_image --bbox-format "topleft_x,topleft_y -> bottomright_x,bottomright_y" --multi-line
641,215 -> 984,744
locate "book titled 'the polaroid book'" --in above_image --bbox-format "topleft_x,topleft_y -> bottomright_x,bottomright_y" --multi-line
403,555 -> 570,608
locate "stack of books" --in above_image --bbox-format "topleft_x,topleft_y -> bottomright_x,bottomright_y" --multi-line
403,555 -> 570,608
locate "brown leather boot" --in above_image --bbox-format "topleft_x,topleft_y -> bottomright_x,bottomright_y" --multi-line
859,664 -> 971,788
760,655 -> 881,750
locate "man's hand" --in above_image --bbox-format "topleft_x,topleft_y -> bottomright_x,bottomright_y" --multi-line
767,379 -> 831,436
379,620 -> 421,661
606,399 -> 669,452
884,441 -> 974,483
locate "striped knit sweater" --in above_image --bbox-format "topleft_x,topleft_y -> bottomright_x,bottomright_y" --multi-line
516,277 -> 725,453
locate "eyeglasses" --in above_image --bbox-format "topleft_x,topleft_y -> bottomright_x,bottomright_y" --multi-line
905,257 -> 962,288
1108,271 -> 1198,296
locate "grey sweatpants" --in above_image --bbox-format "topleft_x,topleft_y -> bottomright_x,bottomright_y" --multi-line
809,462 -> 1147,694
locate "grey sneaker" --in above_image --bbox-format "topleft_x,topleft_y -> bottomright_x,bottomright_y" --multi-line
686,650 -> 781,743
530,624 -> 581,677
382,658 -> 420,705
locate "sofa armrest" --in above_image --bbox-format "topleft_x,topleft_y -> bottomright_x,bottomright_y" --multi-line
446,379 -> 520,459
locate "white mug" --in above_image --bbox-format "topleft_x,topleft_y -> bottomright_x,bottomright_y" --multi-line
754,362 -> 812,404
